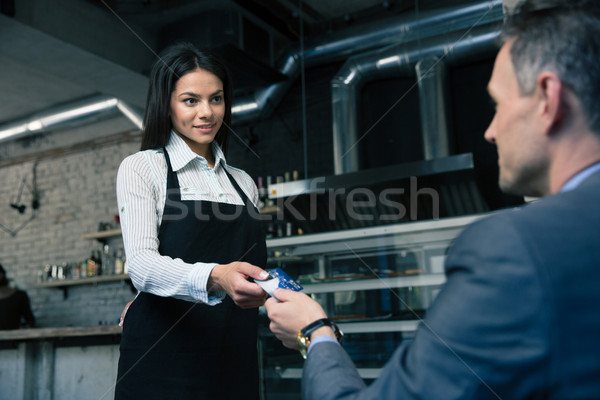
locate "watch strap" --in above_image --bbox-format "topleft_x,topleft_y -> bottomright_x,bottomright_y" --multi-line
301,318 -> 337,338
297,318 -> 343,359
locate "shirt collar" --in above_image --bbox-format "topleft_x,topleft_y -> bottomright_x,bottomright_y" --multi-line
165,131 -> 227,171
560,162 -> 600,192
212,141 -> 227,170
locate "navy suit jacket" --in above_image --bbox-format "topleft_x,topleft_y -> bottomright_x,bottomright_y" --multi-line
302,170 -> 600,400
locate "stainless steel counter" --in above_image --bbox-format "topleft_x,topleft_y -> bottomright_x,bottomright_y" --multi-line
0,325 -> 121,400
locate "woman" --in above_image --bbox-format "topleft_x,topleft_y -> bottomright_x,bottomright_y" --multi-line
115,42 -> 269,400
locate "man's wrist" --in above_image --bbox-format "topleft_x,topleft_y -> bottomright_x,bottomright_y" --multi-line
297,318 -> 343,359
310,326 -> 336,341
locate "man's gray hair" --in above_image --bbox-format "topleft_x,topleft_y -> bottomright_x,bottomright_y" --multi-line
501,0 -> 600,134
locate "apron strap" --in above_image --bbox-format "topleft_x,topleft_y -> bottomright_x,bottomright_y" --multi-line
163,147 -> 182,202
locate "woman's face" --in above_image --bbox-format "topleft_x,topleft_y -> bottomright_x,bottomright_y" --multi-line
169,68 -> 225,156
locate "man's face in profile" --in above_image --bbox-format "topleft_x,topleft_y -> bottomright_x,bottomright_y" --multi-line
484,40 -> 550,197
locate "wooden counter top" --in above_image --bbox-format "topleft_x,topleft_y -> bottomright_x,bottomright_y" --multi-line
0,324 -> 121,341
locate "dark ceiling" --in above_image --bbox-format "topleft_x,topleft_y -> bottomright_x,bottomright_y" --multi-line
0,0 -> 484,134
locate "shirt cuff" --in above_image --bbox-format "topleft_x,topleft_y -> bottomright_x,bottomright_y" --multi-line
187,262 -> 226,305
308,335 -> 340,355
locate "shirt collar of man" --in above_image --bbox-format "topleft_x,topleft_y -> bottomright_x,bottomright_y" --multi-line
165,131 -> 227,171
560,161 -> 600,192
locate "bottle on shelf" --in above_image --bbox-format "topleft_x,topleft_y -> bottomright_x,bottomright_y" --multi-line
102,244 -> 115,275
257,176 -> 267,209
80,259 -> 88,278
42,264 -> 51,281
266,176 -> 274,207
265,222 -> 275,239
86,250 -> 102,277
96,250 -> 103,276
114,248 -> 125,275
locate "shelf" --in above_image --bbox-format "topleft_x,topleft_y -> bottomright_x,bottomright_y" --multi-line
35,274 -> 132,299
259,205 -> 281,215
81,228 -> 122,241
0,325 -> 121,341
302,273 -> 446,293
35,274 -> 130,288
337,320 -> 419,333
267,153 -> 475,199
267,255 -> 304,264
258,217 -> 481,396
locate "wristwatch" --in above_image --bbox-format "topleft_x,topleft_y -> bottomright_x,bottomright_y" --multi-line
297,318 -> 343,359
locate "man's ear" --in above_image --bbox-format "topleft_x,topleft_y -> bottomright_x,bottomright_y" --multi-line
537,71 -> 566,135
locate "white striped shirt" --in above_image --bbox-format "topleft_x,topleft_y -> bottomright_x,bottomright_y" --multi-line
116,132 -> 259,304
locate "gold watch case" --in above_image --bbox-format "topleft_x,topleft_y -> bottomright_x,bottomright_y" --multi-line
296,318 -> 343,359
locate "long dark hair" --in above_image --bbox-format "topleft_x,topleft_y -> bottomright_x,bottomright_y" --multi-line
140,42 -> 233,151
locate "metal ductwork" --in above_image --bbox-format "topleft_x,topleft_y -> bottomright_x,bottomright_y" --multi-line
331,23 -> 501,174
0,1 -> 502,144
416,56 -> 452,161
232,0 -> 503,125
267,1 -> 506,233
0,95 -> 143,144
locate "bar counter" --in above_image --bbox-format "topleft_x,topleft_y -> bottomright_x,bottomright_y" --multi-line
0,325 -> 122,400
0,324 -> 121,341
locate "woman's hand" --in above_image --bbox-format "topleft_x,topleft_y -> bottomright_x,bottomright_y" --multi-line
265,289 -> 330,350
208,262 -> 269,308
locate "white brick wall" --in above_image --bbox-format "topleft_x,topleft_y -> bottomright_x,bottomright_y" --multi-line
0,125 -> 140,328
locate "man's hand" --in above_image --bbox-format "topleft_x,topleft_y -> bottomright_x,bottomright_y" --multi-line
208,261 -> 269,308
265,288 -> 330,350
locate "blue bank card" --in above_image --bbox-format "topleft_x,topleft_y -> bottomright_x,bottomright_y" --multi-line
254,267 -> 303,300
269,268 -> 303,291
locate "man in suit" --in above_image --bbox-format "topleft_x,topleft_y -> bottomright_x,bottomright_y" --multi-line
265,1 -> 600,398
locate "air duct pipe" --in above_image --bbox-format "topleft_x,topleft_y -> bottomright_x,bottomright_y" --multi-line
0,1 -> 502,143
332,24 -> 500,174
0,95 -> 143,143
416,56 -> 452,160
232,0 -> 503,125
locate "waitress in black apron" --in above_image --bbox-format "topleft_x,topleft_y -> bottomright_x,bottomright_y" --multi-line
114,42 -> 269,399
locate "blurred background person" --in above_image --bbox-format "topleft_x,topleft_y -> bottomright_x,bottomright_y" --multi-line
0,262 -> 35,330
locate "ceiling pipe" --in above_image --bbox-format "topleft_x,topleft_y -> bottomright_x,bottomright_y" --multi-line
0,95 -> 143,144
0,1 -> 502,143
232,0 -> 503,125
331,23 -> 501,174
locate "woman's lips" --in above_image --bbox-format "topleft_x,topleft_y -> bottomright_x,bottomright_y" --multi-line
194,124 -> 215,133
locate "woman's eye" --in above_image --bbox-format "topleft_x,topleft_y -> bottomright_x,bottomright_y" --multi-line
211,96 -> 222,103
184,98 -> 197,105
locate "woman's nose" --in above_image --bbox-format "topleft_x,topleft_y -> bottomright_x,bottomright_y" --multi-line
196,101 -> 212,119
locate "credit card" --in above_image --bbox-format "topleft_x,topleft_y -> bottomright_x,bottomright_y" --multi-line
255,267 -> 303,300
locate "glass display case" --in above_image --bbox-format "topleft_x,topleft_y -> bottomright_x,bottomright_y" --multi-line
258,214 -> 484,399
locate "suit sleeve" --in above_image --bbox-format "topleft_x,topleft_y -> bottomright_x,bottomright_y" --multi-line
301,214 -> 550,400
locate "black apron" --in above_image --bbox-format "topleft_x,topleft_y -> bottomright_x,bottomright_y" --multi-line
115,149 -> 266,400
